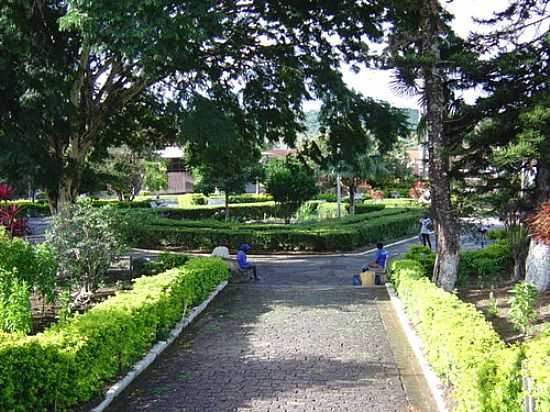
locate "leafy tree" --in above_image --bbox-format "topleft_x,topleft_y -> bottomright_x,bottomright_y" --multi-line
143,159 -> 168,193
98,146 -> 146,201
449,0 -> 550,290
302,89 -> 409,214
0,1 -> 393,212
264,157 -> 318,223
182,96 -> 262,221
383,0 -> 466,291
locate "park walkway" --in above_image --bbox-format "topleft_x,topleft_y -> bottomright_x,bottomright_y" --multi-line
107,238 -> 438,412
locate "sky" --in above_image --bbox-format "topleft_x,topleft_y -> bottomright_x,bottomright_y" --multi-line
304,0 -> 510,112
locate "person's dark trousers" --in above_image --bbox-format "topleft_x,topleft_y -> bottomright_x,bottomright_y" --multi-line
421,233 -> 432,250
248,265 -> 258,280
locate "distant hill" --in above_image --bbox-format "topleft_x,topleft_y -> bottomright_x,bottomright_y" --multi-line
301,107 -> 419,139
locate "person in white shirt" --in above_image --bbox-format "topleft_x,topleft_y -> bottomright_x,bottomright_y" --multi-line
419,213 -> 433,250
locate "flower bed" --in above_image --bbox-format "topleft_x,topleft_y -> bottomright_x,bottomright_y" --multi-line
389,259 -> 550,411
0,257 -> 228,412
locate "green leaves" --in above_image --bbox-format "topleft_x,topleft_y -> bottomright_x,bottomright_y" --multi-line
0,257 -> 228,411
509,282 -> 538,335
264,157 -> 318,222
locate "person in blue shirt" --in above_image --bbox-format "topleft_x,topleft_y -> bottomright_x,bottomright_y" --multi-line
237,243 -> 259,280
362,243 -> 389,271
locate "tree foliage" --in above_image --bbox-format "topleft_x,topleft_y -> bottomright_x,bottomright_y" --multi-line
264,157 -> 318,223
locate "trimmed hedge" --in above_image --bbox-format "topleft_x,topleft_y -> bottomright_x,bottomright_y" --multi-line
156,201 -> 279,221
128,208 -> 422,252
523,330 -> 550,411
390,259 -> 549,411
7,200 -> 152,217
353,203 -> 386,214
227,194 -> 273,203
457,240 -> 513,286
0,257 -> 228,411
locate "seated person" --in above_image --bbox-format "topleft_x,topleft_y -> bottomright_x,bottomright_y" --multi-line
211,242 -> 230,259
237,243 -> 259,280
362,243 -> 389,271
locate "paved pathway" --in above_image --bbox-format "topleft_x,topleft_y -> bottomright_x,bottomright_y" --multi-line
107,238 -> 438,412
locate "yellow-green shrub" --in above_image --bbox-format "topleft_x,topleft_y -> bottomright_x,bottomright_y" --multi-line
389,259 -> 550,411
523,330 -> 550,411
0,257 -> 228,412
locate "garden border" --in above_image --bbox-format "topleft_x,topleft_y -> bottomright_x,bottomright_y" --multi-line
91,280 -> 228,412
385,282 -> 448,412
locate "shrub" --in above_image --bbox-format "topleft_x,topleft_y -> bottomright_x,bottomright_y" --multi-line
177,193 -> 207,207
0,234 -> 57,303
403,245 -> 435,275
128,208 -> 422,252
390,259 -> 550,411
390,259 -> 514,411
155,202 -> 279,222
227,194 -> 273,204
487,228 -> 506,240
352,203 -> 386,214
457,240 -> 513,287
0,257 -> 228,411
140,253 -> 190,275
264,157 -> 318,223
0,269 -> 32,334
523,330 -> 550,411
46,203 -> 123,301
508,282 -> 538,335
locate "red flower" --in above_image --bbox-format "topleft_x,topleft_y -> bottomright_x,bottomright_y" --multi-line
0,183 -> 12,201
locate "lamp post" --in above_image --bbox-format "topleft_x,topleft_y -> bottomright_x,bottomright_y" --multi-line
335,144 -> 342,219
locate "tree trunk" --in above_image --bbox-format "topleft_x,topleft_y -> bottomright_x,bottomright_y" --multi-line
535,159 -> 550,206
422,0 -> 460,291
525,239 -> 550,293
224,192 -> 230,222
349,184 -> 356,215
512,257 -> 526,282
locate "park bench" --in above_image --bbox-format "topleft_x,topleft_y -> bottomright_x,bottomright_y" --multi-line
221,257 -> 254,283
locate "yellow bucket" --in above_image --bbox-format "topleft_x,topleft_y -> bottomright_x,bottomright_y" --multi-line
360,271 -> 375,287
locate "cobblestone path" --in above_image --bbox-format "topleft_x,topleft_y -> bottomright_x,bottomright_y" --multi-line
108,240 -> 434,412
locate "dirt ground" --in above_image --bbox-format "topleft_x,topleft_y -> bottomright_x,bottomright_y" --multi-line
460,283 -> 550,343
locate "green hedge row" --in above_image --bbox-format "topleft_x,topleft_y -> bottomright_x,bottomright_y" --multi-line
353,203 -> 385,214
7,200 -> 152,217
0,257 -> 229,412
156,201 -> 279,221
389,259 -> 550,411
404,241 -> 513,286
129,209 -> 422,252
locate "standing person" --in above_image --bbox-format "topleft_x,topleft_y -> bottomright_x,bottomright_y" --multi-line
237,243 -> 259,280
419,213 -> 433,250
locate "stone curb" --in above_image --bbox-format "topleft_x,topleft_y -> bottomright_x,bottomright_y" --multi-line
90,281 -> 229,412
385,283 -> 448,412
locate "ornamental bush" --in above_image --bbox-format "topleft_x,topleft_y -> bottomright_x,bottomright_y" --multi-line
390,258 -> 550,411
46,203 -> 123,298
0,257 -> 228,411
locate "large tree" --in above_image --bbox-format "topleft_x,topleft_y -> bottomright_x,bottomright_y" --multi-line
182,96 -> 261,221
0,0 -> 392,212
383,0 -> 465,290
302,88 -> 409,214
449,0 -> 550,290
